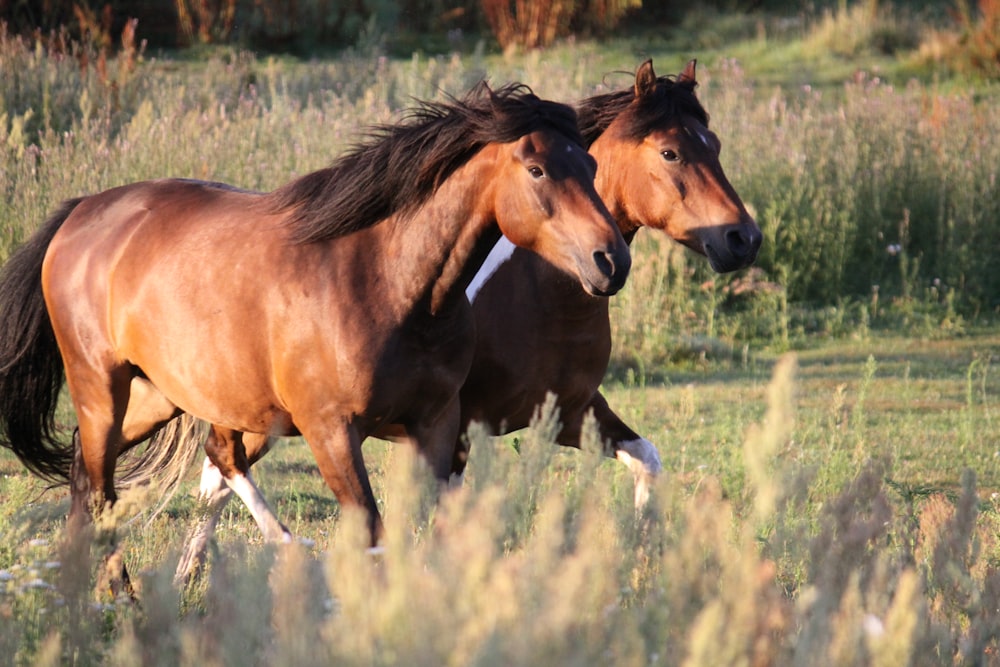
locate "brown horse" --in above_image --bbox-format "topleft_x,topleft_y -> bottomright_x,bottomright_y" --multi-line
174,59 -> 759,581
458,59 -> 760,503
0,83 -> 630,575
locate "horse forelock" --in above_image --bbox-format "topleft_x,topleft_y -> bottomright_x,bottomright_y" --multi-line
272,83 -> 584,245
577,75 -> 709,147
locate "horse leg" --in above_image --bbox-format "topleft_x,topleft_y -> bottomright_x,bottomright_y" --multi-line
449,425 -> 471,488
65,365 -> 135,599
174,456 -> 232,583
175,431 -> 276,583
120,376 -> 182,449
559,392 -> 663,509
203,427 -> 290,542
408,397 -> 463,489
300,419 -> 383,547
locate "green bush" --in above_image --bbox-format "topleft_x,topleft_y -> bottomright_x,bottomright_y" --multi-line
696,60 -> 1000,327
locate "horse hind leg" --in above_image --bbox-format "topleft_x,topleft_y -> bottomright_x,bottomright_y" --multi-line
65,364 -> 137,599
174,455 -> 234,584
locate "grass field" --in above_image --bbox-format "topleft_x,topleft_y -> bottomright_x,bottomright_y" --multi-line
1,6 -> 1000,663
1,329 -> 996,665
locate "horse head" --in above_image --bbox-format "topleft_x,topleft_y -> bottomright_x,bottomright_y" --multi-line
491,127 -> 631,296
590,59 -> 761,273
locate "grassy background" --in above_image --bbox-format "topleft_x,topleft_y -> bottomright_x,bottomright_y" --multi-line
1,5 -> 1000,664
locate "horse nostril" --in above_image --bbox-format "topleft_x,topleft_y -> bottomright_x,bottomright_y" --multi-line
593,250 -> 615,279
725,227 -> 760,259
725,229 -> 749,258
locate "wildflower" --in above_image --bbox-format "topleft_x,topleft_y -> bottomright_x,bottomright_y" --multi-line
21,578 -> 54,591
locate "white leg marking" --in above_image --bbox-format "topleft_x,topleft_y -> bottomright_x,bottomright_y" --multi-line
466,236 -> 516,303
198,457 -> 229,501
174,458 -> 234,584
225,472 -> 293,544
615,438 -> 663,509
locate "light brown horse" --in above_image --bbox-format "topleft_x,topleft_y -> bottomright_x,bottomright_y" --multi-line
0,83 -> 630,579
174,59 -> 760,581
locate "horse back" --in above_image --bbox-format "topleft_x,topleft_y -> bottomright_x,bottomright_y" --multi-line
40,178 -> 478,434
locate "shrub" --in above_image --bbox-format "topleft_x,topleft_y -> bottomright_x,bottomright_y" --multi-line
480,0 -> 641,52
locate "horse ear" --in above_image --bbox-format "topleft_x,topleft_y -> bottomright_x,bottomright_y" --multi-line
634,59 -> 657,99
678,59 -> 697,85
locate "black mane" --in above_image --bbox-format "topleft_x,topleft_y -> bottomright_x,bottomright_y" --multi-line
271,83 -> 584,245
575,74 -> 708,148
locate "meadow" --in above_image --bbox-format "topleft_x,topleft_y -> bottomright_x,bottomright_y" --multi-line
1,13 -> 1000,664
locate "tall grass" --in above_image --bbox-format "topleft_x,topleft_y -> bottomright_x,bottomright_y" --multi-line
2,345 -> 999,664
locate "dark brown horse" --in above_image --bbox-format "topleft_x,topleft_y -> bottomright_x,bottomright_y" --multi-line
0,83 -> 630,577
173,59 -> 759,581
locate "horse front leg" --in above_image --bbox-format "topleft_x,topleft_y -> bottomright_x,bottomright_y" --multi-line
407,396 -> 463,489
563,392 -> 663,510
203,427 -> 290,541
175,430 -> 277,583
300,419 -> 383,547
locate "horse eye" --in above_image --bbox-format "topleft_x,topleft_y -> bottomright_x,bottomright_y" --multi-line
661,149 -> 680,163
528,166 -> 544,179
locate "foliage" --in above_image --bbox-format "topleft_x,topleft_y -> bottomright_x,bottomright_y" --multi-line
951,0 -> 1000,75
175,0 -> 236,45
909,0 -> 1000,76
481,0 -> 641,51
1,0 -> 644,53
803,0 -> 922,58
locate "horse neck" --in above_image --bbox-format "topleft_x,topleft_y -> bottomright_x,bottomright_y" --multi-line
379,147 -> 502,316
589,134 -> 642,240
469,241 -> 608,327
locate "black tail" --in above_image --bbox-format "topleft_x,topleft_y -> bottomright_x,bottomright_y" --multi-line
0,198 -> 83,483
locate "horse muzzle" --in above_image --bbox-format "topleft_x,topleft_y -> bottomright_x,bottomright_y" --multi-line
704,220 -> 762,273
579,244 -> 632,297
